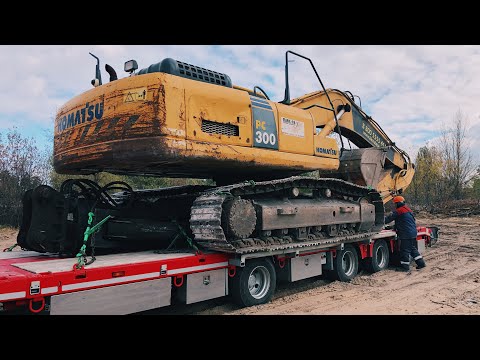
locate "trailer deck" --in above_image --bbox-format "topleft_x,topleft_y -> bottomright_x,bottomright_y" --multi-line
0,249 -> 229,311
0,227 -> 437,314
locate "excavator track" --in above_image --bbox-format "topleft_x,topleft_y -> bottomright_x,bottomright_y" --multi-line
190,176 -> 384,254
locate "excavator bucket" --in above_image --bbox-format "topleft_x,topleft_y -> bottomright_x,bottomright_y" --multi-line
327,148 -> 389,189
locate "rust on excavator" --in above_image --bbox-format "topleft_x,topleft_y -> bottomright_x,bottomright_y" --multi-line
54,74 -> 169,174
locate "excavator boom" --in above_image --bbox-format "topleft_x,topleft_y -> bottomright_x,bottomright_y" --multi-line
289,88 -> 414,203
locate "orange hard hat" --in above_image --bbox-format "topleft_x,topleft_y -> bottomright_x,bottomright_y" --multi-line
393,195 -> 405,203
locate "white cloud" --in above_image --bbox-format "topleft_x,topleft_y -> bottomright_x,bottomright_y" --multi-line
1,45 -> 480,164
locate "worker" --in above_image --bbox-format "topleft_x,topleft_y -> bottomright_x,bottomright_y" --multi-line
385,195 -> 426,272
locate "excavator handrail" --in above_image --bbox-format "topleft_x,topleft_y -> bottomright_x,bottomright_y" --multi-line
280,50 -> 345,153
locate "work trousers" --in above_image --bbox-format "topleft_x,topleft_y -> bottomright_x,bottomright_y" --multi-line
399,237 -> 423,270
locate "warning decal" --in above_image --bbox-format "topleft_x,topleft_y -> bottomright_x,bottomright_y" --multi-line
281,117 -> 304,138
123,87 -> 148,103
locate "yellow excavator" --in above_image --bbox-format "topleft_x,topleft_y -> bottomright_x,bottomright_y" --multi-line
18,50 -> 414,256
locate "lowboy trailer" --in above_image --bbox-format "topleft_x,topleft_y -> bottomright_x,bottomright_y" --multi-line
0,226 -> 438,315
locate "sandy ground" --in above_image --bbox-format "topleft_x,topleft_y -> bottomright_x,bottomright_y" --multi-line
0,227 -> 20,252
1,215 -> 480,315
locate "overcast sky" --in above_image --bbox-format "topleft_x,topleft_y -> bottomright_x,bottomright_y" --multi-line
1,45 -> 479,163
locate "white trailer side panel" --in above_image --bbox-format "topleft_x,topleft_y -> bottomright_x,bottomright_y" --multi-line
50,277 -> 171,315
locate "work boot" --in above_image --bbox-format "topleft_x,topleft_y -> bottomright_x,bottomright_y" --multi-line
416,258 -> 426,270
396,266 -> 410,272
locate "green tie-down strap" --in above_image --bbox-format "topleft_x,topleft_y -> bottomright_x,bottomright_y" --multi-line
173,219 -> 200,253
75,212 -> 112,269
4,243 -> 19,252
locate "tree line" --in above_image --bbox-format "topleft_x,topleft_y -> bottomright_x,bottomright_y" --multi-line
0,129 -> 50,226
1,110 -> 479,227
405,110 -> 478,210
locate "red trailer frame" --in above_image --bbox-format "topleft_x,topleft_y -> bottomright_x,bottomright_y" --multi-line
0,226 -> 438,315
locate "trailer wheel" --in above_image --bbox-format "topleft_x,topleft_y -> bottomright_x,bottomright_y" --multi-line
230,258 -> 276,307
328,244 -> 358,282
363,240 -> 390,273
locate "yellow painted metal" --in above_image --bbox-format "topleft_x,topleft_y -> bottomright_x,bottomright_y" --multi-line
376,165 -> 415,203
185,78 -> 252,147
275,102 -> 314,155
291,89 -> 407,169
162,73 -> 187,138
54,70 -> 414,204
289,88 -> 415,203
313,137 -> 339,159
54,73 -> 163,157
185,139 -> 339,170
233,85 -> 267,99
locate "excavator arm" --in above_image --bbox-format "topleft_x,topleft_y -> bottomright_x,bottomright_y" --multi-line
289,88 -> 415,203
270,50 -> 414,204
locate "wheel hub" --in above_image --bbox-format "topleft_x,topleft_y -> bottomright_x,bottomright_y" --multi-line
247,266 -> 271,299
342,251 -> 355,277
376,245 -> 387,268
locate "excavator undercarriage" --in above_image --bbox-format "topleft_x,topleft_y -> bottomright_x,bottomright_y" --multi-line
18,176 -> 383,257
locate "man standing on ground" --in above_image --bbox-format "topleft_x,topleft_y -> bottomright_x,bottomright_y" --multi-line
385,196 -> 426,272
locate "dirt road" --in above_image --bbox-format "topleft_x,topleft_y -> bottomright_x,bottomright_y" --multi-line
2,215 -> 479,315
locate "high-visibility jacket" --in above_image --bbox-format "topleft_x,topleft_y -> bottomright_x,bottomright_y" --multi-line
384,205 -> 417,239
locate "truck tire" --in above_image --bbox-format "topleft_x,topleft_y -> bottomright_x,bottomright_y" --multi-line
328,244 -> 358,282
363,240 -> 390,273
230,258 -> 276,307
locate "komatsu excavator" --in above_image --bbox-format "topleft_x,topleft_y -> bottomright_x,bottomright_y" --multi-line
18,50 -> 415,257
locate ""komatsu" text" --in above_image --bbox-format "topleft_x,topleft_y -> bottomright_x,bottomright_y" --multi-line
56,101 -> 104,132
